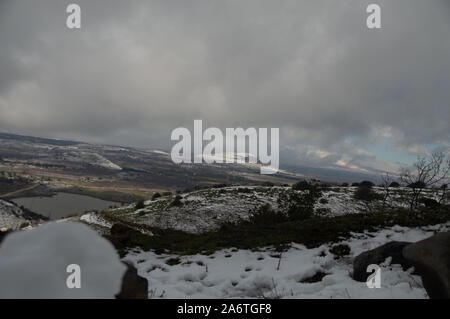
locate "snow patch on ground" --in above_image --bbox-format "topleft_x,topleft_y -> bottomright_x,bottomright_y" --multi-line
61,151 -> 122,170
124,222 -> 449,299
80,212 -> 113,229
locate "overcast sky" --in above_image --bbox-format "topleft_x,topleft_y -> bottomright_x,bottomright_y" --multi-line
0,0 -> 449,174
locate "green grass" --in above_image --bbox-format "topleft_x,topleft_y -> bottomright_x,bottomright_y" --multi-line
110,206 -> 450,256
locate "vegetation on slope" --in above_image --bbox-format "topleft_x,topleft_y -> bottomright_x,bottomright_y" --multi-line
103,182 -> 450,256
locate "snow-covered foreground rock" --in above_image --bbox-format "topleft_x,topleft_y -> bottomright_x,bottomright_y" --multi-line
124,223 -> 449,299
0,222 -> 126,298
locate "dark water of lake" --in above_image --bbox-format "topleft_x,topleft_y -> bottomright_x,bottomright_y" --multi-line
12,192 -> 120,220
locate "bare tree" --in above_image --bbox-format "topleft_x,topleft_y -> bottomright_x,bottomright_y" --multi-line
399,151 -> 450,210
380,172 -> 393,209
439,184 -> 448,205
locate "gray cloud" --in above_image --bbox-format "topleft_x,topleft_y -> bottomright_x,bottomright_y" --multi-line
0,0 -> 449,172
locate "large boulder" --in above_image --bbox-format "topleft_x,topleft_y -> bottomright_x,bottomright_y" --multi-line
116,262 -> 148,299
402,232 -> 450,299
353,241 -> 412,282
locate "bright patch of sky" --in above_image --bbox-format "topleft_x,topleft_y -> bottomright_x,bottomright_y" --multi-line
365,137 -> 429,167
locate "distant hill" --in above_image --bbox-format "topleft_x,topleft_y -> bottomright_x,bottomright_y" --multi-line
0,132 -> 81,147
0,132 -> 303,195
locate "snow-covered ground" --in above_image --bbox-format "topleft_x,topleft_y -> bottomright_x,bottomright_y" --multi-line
0,199 -> 35,230
60,150 -> 122,170
3,184 -> 449,299
94,186 -> 448,234
80,212 -> 113,229
124,222 -> 449,299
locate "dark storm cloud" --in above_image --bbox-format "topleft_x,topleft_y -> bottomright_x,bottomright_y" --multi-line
0,0 -> 449,171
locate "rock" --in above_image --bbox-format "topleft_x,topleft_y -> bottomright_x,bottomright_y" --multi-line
116,262 -> 148,299
0,229 -> 11,245
353,241 -> 411,282
403,232 -> 450,299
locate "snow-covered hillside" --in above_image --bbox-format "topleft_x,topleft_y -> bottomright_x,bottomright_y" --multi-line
0,199 -> 46,230
82,186 -> 448,234
59,150 -> 122,170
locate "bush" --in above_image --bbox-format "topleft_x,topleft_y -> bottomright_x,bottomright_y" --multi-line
171,195 -> 183,207
19,222 -> 30,229
261,181 -> 275,187
109,206 -> 450,255
151,193 -> 161,200
213,183 -> 229,189
330,244 -> 351,259
408,181 -> 426,189
351,183 -> 360,187
389,182 -> 400,188
135,200 -> 145,210
314,207 -> 332,217
342,183 -> 349,187
279,182 -> 322,220
353,184 -> 383,201
418,197 -> 440,208
360,181 -> 375,187
292,180 -> 311,191
247,204 -> 287,225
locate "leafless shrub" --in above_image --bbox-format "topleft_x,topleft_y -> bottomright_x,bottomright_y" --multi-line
399,151 -> 450,210
380,172 -> 393,208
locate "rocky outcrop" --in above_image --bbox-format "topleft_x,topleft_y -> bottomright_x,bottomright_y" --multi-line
403,232 -> 450,299
352,232 -> 450,299
353,241 -> 411,282
116,262 -> 148,299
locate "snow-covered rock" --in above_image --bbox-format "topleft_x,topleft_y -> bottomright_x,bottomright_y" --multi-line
0,222 -> 126,298
403,232 -> 450,299
0,199 -> 44,230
